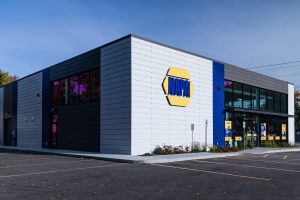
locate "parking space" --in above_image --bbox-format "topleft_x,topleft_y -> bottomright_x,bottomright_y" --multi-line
0,151 -> 300,200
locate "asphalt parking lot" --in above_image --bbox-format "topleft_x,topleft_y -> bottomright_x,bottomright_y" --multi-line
0,151 -> 300,200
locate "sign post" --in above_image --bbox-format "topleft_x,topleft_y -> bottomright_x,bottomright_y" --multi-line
205,120 -> 208,151
243,121 -> 246,150
191,124 -> 194,151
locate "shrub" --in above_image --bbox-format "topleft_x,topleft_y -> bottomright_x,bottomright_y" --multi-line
247,141 -> 255,149
277,142 -> 295,148
153,145 -> 187,155
260,141 -> 295,148
260,141 -> 278,148
191,142 -> 206,152
210,146 -> 240,153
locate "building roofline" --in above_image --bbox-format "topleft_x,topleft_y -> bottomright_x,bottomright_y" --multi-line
1,33 -> 293,88
130,34 -> 291,85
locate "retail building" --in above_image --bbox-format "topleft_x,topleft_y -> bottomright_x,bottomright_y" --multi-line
0,34 -> 295,155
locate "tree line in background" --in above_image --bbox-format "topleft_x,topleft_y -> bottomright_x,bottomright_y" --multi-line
0,69 -> 18,86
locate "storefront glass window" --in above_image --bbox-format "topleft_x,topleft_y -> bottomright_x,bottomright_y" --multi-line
224,80 -> 233,107
260,89 -> 266,111
274,92 -> 281,113
69,75 -> 78,104
244,113 -> 259,146
59,79 -> 68,105
281,118 -> 288,141
267,90 -> 274,112
232,113 -> 243,147
52,81 -> 59,107
233,82 -> 242,108
281,94 -> 287,113
79,72 -> 90,103
273,116 -> 281,140
251,87 -> 259,110
90,69 -> 100,100
243,85 -> 251,109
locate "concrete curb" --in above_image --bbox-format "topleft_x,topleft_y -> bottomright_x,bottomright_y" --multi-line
142,152 -> 242,164
1,146 -> 300,164
0,147 -> 144,164
263,148 -> 300,154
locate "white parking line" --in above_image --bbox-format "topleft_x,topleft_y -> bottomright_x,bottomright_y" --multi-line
0,163 -> 127,179
263,154 -> 269,158
0,159 -> 94,169
150,163 -> 271,181
0,155 -> 33,159
0,156 -> 76,163
193,160 -> 300,173
226,157 -> 300,165
283,156 -> 288,160
246,153 -> 300,160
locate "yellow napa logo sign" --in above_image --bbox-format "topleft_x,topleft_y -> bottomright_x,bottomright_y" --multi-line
162,67 -> 194,107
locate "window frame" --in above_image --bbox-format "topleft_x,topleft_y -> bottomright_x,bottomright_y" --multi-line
224,79 -> 288,114
50,67 -> 99,106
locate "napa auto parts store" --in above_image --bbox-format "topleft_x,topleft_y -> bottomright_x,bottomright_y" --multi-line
0,34 -> 295,155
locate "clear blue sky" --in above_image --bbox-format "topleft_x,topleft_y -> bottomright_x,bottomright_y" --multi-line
1,0 -> 300,88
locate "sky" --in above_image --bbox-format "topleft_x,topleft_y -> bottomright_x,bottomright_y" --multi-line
0,0 -> 300,88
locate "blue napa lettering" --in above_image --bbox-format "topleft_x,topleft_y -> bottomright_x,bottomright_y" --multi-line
168,76 -> 190,97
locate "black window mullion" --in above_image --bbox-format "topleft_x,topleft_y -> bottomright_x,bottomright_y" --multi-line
266,90 -> 268,111
250,86 -> 252,109
242,85 -> 244,108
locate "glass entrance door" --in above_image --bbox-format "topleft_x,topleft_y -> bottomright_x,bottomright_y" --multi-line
244,114 -> 259,147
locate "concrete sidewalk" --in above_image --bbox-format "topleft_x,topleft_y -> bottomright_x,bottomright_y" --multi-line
1,146 -> 300,164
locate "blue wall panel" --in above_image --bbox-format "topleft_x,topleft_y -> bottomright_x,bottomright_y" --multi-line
213,62 -> 225,147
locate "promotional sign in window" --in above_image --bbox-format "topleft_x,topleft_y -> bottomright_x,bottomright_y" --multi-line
282,124 -> 287,140
268,136 -> 274,141
275,136 -> 281,140
261,123 -> 266,141
235,136 -> 242,141
224,120 -> 232,141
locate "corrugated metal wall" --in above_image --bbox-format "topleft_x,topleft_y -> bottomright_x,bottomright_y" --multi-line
50,48 -> 100,81
100,37 -> 131,154
131,37 -> 214,155
224,64 -> 288,94
17,72 -> 43,148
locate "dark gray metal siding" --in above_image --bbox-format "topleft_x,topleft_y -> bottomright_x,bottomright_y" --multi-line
224,64 -> 288,94
57,102 -> 100,152
49,48 -> 101,152
100,37 -> 131,154
50,48 -> 100,81
17,72 -> 43,148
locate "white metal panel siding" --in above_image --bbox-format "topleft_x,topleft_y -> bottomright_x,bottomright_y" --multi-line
0,88 -> 3,145
288,84 -> 295,144
100,38 -> 131,154
131,37 -> 214,155
17,72 -> 43,148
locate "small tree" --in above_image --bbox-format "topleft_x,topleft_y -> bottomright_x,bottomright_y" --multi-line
0,69 -> 18,86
